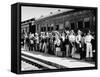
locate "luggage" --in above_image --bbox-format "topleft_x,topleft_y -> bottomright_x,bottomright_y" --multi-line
55,47 -> 62,56
71,46 -> 76,56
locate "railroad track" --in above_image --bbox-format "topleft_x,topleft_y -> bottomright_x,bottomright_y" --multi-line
21,53 -> 67,70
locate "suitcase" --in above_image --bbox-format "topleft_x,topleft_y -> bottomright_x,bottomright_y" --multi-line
71,46 -> 76,56
56,47 -> 62,56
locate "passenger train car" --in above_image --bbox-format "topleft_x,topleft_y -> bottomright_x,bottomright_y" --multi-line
21,9 -> 96,35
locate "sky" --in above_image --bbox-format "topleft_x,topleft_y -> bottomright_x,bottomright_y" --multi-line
21,6 -> 73,22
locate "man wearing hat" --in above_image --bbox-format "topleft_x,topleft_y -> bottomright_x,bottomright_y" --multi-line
35,33 -> 39,51
76,30 -> 82,59
85,30 -> 94,60
61,32 -> 66,57
69,30 -> 76,57
65,30 -> 70,57
54,36 -> 62,56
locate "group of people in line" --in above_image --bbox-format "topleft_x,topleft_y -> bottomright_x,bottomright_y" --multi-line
21,29 -> 96,61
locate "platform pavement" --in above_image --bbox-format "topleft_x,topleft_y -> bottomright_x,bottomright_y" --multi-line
21,50 -> 95,69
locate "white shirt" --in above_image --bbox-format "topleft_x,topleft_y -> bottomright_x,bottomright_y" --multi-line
35,36 -> 39,43
69,34 -> 76,42
85,35 -> 94,44
76,35 -> 82,44
61,35 -> 65,41
54,39 -> 61,46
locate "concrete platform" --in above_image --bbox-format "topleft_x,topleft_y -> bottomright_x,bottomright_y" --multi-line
21,51 -> 95,69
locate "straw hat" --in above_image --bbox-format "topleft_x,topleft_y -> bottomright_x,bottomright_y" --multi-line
66,31 -> 70,34
78,30 -> 82,34
35,33 -> 38,36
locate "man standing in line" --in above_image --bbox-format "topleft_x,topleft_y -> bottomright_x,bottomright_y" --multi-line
54,34 -> 62,56
69,30 -> 76,57
76,30 -> 82,59
85,30 -> 94,60
61,32 -> 66,57
35,33 -> 39,51
65,30 -> 70,57
29,33 -> 34,51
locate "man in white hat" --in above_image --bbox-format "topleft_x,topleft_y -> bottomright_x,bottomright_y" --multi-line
76,30 -> 82,59
85,30 -> 94,59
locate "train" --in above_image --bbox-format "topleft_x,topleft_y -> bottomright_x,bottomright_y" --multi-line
21,9 -> 96,35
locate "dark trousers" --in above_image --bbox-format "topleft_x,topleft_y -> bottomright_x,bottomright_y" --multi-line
30,44 -> 34,51
69,43 -> 73,57
65,44 -> 70,57
76,44 -> 83,59
61,45 -> 66,57
79,47 -> 83,59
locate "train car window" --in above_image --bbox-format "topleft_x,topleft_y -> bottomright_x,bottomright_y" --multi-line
55,25 -> 59,30
92,16 -> 96,31
26,27 -> 29,33
36,24 -> 39,31
65,27 -> 69,30
41,27 -> 44,32
78,21 -> 83,29
84,21 -> 90,28
48,27 -> 51,31
43,27 -> 46,31
31,21 -> 34,25
29,23 -> 32,32
71,22 -> 75,29
51,27 -> 53,31
93,16 -> 95,26
59,24 -> 64,30
30,25 -> 36,33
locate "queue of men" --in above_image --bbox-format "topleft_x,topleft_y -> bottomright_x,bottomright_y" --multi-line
21,29 -> 96,61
